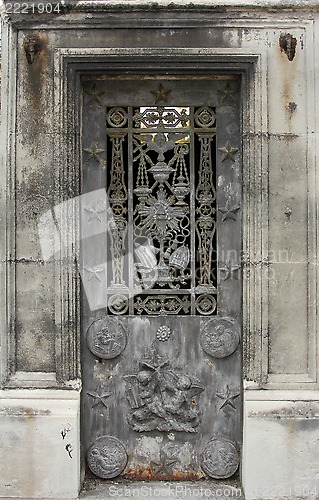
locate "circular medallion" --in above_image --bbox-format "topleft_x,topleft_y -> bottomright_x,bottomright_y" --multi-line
106,107 -> 128,128
200,317 -> 239,358
196,294 -> 217,315
156,325 -> 171,342
108,294 -> 128,315
87,436 -> 127,479
201,437 -> 239,479
87,317 -> 127,359
194,107 -> 216,128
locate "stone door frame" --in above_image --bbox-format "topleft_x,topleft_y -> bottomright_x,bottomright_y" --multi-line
51,48 -> 263,388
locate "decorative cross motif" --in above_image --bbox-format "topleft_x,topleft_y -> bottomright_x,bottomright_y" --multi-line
218,141 -> 239,162
85,84 -> 105,105
150,83 -> 172,103
216,385 -> 240,411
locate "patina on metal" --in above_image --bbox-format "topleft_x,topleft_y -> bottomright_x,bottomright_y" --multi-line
81,76 -> 242,481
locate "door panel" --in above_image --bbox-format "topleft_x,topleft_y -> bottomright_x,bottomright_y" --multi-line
81,76 -> 242,481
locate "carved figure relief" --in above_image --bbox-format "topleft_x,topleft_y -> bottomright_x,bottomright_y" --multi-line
124,348 -> 204,432
87,436 -> 127,479
201,437 -> 239,479
200,317 -> 240,358
87,317 -> 127,359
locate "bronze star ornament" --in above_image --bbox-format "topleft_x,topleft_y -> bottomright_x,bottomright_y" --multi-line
218,202 -> 240,222
218,141 -> 239,162
83,143 -> 106,164
216,385 -> 240,411
218,82 -> 238,105
151,452 -> 177,475
87,390 -> 113,409
85,84 -> 105,105
151,83 -> 172,104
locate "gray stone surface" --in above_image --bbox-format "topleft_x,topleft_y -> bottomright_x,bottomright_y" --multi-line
80,480 -> 245,500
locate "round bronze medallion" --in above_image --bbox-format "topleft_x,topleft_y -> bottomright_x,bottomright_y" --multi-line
201,437 -> 239,479
196,294 -> 217,315
106,107 -> 128,128
87,317 -> 127,359
108,294 -> 128,315
87,436 -> 127,479
200,317 -> 240,358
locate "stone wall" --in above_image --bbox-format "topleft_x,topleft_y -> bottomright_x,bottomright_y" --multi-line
0,2 -> 318,499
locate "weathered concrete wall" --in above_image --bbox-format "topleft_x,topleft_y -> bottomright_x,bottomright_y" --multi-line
0,1 -> 318,498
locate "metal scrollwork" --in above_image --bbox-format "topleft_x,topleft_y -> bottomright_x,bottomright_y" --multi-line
133,131 -> 191,290
87,317 -> 127,359
134,295 -> 191,315
108,133 -> 128,291
201,437 -> 239,479
195,133 -> 216,293
200,317 -> 240,358
87,436 -> 127,479
104,101 -> 220,315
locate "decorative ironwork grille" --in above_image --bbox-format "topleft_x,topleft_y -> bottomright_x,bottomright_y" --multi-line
104,104 -> 217,316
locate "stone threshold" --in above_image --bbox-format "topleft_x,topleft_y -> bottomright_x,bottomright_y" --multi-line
80,478 -> 245,499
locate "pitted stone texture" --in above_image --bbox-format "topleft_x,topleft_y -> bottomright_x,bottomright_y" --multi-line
243,393 -> 319,500
0,390 -> 81,500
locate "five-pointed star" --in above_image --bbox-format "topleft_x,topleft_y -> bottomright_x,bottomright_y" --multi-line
85,84 -> 105,105
87,390 -> 113,409
151,454 -> 177,475
150,84 -> 172,103
84,203 -> 106,223
141,349 -> 169,372
84,265 -> 105,282
218,204 -> 240,222
218,82 -> 238,104
216,385 -> 240,410
219,261 -> 241,281
83,143 -> 105,162
218,141 -> 239,162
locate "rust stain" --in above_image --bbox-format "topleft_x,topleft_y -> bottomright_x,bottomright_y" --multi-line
22,31 -> 48,144
0,406 -> 51,417
279,33 -> 297,62
123,465 -> 201,481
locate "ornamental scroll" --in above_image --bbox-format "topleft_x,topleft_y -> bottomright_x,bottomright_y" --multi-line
104,98 -> 218,315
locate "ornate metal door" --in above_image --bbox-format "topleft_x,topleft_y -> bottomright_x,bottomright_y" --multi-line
81,76 -> 242,482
